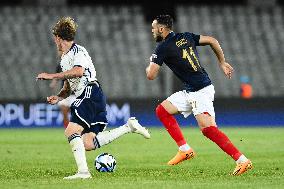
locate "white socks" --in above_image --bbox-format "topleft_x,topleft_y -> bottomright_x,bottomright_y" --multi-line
67,125 -> 132,173
236,154 -> 248,164
95,125 -> 131,147
68,134 -> 89,173
179,143 -> 191,152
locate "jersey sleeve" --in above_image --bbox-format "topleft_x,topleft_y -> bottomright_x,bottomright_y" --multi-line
73,51 -> 88,68
151,43 -> 166,66
187,32 -> 200,46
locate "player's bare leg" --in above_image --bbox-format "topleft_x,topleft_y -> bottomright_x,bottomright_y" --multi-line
156,100 -> 195,165
196,113 -> 252,175
63,122 -> 91,179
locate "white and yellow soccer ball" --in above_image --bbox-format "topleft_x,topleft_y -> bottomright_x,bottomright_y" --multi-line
95,153 -> 117,172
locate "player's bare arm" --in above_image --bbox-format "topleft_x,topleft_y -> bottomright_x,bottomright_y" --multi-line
146,62 -> 160,80
199,35 -> 234,79
36,66 -> 84,80
57,80 -> 71,99
47,80 -> 71,105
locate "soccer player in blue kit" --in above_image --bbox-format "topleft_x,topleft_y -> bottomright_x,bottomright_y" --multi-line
37,17 -> 150,179
146,15 -> 252,175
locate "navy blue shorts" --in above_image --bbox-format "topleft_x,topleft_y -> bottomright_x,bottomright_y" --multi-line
70,83 -> 108,134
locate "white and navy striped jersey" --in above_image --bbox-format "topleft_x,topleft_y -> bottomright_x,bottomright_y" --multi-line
60,43 -> 97,97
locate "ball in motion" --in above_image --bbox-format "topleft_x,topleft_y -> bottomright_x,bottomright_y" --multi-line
95,153 -> 117,172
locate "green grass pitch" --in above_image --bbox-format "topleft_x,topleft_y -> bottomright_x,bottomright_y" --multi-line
0,127 -> 283,189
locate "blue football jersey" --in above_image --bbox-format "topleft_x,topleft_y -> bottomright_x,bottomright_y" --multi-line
151,32 -> 211,92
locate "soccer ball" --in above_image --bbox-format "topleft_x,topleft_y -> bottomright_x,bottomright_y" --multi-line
95,153 -> 117,172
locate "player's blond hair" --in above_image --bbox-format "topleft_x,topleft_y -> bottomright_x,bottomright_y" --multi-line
52,17 -> 77,41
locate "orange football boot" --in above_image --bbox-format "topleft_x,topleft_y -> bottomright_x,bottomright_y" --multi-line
167,148 -> 195,165
232,159 -> 253,176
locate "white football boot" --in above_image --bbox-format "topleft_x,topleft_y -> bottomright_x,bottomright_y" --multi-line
127,117 -> 151,139
63,171 -> 92,180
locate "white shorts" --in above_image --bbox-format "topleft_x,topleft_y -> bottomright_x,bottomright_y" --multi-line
58,94 -> 76,107
167,84 -> 215,118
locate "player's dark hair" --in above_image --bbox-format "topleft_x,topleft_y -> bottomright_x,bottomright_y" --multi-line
155,15 -> 173,30
52,17 -> 77,41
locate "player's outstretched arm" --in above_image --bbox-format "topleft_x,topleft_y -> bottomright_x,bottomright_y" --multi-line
199,35 -> 234,79
56,66 -> 84,79
36,66 -> 84,80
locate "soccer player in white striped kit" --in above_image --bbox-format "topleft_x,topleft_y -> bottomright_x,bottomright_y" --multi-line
37,17 -> 150,179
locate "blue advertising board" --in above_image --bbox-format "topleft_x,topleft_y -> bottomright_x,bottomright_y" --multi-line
0,103 -> 130,128
0,102 -> 283,128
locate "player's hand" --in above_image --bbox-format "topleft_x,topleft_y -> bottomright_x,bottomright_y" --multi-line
47,95 -> 60,105
219,62 -> 234,79
36,73 -> 55,80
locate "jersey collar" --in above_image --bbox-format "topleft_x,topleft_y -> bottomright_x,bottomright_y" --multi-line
165,32 -> 175,41
68,43 -> 76,52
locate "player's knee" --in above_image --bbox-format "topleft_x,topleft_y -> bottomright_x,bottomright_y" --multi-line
199,124 -> 208,131
82,134 -> 96,151
195,113 -> 217,131
84,141 -> 94,151
65,126 -> 77,137
64,127 -> 73,137
64,123 -> 83,137
198,121 -> 209,130
199,122 -> 216,131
